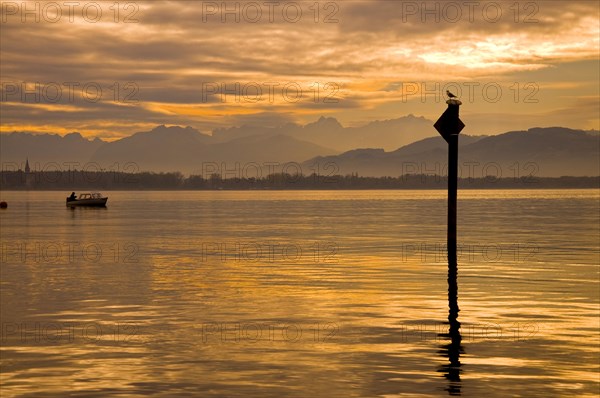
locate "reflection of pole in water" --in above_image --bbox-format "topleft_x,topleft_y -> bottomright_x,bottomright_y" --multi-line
436,261 -> 462,395
434,98 -> 465,395
441,248 -> 462,395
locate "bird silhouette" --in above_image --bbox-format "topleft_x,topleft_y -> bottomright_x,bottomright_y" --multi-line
446,90 -> 458,98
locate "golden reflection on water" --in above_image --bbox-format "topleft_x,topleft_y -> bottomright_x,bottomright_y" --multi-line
0,190 -> 598,397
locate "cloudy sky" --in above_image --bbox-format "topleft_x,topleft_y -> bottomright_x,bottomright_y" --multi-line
1,0 -> 598,140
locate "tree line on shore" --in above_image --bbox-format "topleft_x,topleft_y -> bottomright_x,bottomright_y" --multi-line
1,170 -> 597,190
0,171 -> 600,191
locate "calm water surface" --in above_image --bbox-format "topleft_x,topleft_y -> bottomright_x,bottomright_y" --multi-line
0,190 -> 598,397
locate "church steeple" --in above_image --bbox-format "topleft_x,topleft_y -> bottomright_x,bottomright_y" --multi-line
25,158 -> 30,173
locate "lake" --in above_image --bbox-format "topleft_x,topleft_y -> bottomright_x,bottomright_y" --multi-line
0,190 -> 598,397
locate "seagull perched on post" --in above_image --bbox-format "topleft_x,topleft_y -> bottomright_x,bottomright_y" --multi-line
446,90 -> 458,99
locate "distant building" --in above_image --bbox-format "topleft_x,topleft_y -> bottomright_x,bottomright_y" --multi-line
24,157 -> 33,188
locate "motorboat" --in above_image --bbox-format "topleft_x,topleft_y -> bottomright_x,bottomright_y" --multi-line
66,192 -> 108,207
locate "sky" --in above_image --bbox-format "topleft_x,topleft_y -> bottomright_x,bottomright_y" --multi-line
0,0 -> 599,140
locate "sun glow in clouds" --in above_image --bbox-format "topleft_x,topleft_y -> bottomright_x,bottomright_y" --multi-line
0,0 -> 599,138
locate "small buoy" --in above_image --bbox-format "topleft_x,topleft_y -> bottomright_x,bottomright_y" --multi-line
0,201 -> 7,209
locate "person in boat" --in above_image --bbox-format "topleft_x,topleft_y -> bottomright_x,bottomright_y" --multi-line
68,192 -> 77,202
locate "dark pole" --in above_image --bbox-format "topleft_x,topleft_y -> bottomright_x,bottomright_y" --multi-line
434,99 -> 463,270
447,129 -> 460,345
445,104 -> 460,344
447,124 -> 458,266
434,99 -> 464,392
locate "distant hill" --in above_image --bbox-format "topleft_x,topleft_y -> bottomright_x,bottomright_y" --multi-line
90,125 -> 336,173
2,122 -> 598,177
0,132 -> 105,170
212,114 -> 436,152
304,127 -> 600,177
